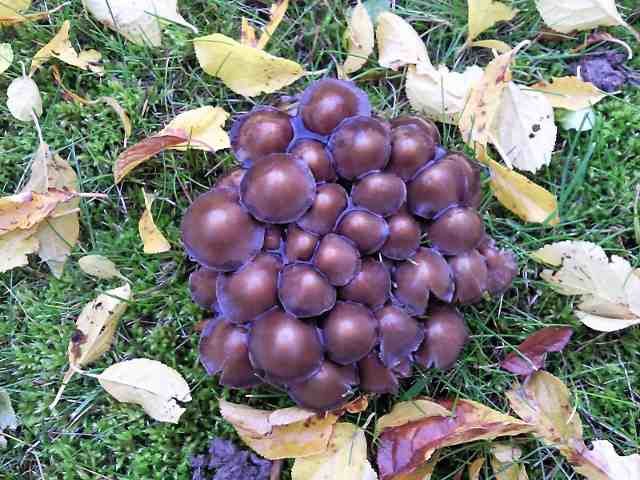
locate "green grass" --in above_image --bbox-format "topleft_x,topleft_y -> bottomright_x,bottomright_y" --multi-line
1,0 -> 639,478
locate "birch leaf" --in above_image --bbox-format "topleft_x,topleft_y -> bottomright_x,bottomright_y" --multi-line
0,228 -> 39,273
490,444 -> 529,480
0,189 -> 78,236
0,43 -> 13,74
531,76 -> 606,111
97,358 -> 191,423
257,0 -> 289,50
376,11 -> 429,70
139,189 -> 171,254
6,75 -> 42,122
0,0 -> 30,17
573,440 -> 640,480
343,2 -> 374,75
468,0 -> 517,42
471,39 -> 512,53
78,255 -> 125,280
158,106 -> 230,152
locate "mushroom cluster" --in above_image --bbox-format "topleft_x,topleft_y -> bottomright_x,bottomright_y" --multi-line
182,79 -> 517,412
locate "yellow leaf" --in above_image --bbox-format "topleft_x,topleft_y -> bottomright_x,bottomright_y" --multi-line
159,106 -> 230,152
572,440 -> 640,480
220,399 -> 339,460
96,96 -> 132,145
468,456 -> 485,480
194,33 -> 305,97
392,454 -> 440,480
468,0 -> 517,42
257,0 -> 289,50
0,0 -> 30,17
491,444 -> 529,480
292,423 -> 377,480
240,17 -> 258,48
375,398 -> 451,433
97,358 -> 191,423
6,75 -> 42,122
376,11 -> 429,70
470,39 -> 512,53
343,2 -> 374,75
139,189 -> 171,254
0,43 -> 13,74
0,228 -> 39,273
78,255 -> 126,280
0,189 -> 78,236
30,20 -> 103,75
531,76 -> 606,111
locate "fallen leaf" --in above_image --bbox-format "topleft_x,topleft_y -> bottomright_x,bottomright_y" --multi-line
468,457 -> 485,480
531,76 -> 605,111
375,398 -> 451,433
0,43 -> 13,74
159,106 -> 230,152
470,39 -> 512,53
572,440 -> 640,480
467,0 -> 517,42
500,326 -> 573,376
393,454 -> 440,480
194,33 -> 305,97
406,62 -> 484,124
291,422 -> 377,480
0,228 -> 39,273
560,108 -> 596,132
490,443 -> 529,480
343,1 -> 374,75
0,189 -> 78,236
376,398 -> 533,479
50,284 -> 132,409
78,255 -> 126,280
6,75 -> 42,122
220,399 -> 339,460
490,82 -> 557,173
240,17 -> 258,47
534,0 -> 640,41
97,358 -> 191,423
83,0 -> 197,47
0,0 -> 30,17
139,189 -> 170,254
30,20 -> 103,75
376,11 -> 429,70
257,0 -> 289,50
532,241 -> 640,331
97,97 -> 132,145
0,388 -> 18,449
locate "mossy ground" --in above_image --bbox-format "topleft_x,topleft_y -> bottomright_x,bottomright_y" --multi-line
1,1 -> 639,478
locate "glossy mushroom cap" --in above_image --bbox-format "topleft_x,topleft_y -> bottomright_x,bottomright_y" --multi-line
428,207 -> 485,255
285,225 -> 319,263
217,253 -> 282,324
263,225 -> 283,251
440,153 -> 481,208
240,153 -> 316,224
376,305 -> 424,368
249,308 -> 323,383
189,268 -> 219,310
449,249 -> 488,304
231,107 -> 293,166
215,168 -> 246,191
288,362 -> 356,412
336,209 -> 389,254
408,160 -> 464,219
299,78 -> 370,135
340,258 -> 391,309
288,139 -> 337,182
391,115 -> 441,144
414,306 -> 468,369
278,263 -> 336,317
388,124 -> 436,180
352,172 -> 407,217
329,116 -> 391,179
181,188 -> 265,271
322,301 -> 378,365
358,352 -> 399,394
393,248 -> 454,314
199,318 -> 260,388
478,239 -> 518,295
312,234 -> 361,286
381,209 -> 421,260
297,183 -> 348,235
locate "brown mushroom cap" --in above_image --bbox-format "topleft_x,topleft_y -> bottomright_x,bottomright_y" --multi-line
285,225 -> 319,263
358,352 -> 399,394
381,209 -> 422,260
339,258 -> 391,309
449,249 -> 488,304
440,153 -> 482,208
240,153 -> 316,224
217,253 -> 282,324
414,305 -> 468,369
263,225 -> 283,251
428,207 -> 485,255
322,301 -> 378,365
297,183 -> 348,235
278,263 -> 336,317
288,361 -> 356,412
478,238 -> 518,295
189,268 -> 219,310
376,305 -> 424,368
407,160 -> 464,219
352,172 -> 407,217
288,139 -> 337,182
181,188 -> 265,271
335,209 -> 389,254
387,124 -> 436,180
248,308 -> 323,383
231,107 -> 294,166
391,115 -> 441,144
329,116 -> 391,179
215,168 -> 246,191
312,234 -> 361,286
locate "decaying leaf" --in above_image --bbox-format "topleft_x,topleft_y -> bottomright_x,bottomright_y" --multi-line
50,284 -> 132,409
376,11 -> 429,70
343,1 -> 374,75
501,326 -> 573,376
219,399 -> 339,460
6,75 -> 42,122
159,106 -> 230,152
490,444 -> 529,480
393,454 -> 440,480
531,76 -> 606,111
534,0 -> 640,41
0,228 -> 39,273
240,17 -> 258,47
490,82 -> 557,173
30,20 -> 103,75
471,39 -> 512,53
376,397 -> 533,479
83,0 -> 197,47
194,33 -> 305,97
375,398 -> 450,433
291,423 -> 377,480
78,255 -> 126,280
467,457 -> 485,480
256,0 -> 289,50
406,62 -> 484,124
572,440 -> 640,480
0,189 -> 78,236
139,189 -> 171,254
0,43 -> 13,74
532,241 -> 640,331
97,358 -> 191,423
467,0 -> 517,42
0,388 -> 19,450
96,97 -> 132,145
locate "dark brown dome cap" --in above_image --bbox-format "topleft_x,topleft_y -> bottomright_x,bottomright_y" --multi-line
312,233 -> 361,287
288,139 -> 337,183
189,268 -> 219,310
428,206 -> 485,255
478,236 -> 518,295
215,168 -> 246,192
339,258 -> 391,309
381,209 -> 421,260
284,225 -> 319,263
358,351 -> 399,394
322,301 -> 378,365
287,361 -> 357,412
391,115 -> 441,144
277,262 -> 337,317
299,78 -> 371,135
351,171 -> 407,217
376,304 -> 424,368
449,249 -> 489,304
263,225 -> 283,251
335,208 -> 389,254
414,305 -> 469,369
387,123 -> 436,181
181,188 -> 265,272
297,182 -> 348,236
230,106 -> 294,167
407,159 -> 465,219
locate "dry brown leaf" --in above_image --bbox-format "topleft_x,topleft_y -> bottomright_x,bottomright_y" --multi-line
6,75 -> 42,122
96,97 -> 132,144
376,11 -> 429,70
500,326 -> 573,376
194,33 -> 305,97
343,2 -> 374,75
468,0 -> 517,42
139,189 -> 171,254
220,399 -> 339,460
158,106 -> 230,152
468,457 -> 485,480
471,39 -> 512,53
240,17 -> 258,47
257,0 -> 289,50
0,189 -> 78,236
531,76 -> 606,111
78,255 -> 126,280
490,444 -> 529,480
0,228 -> 39,273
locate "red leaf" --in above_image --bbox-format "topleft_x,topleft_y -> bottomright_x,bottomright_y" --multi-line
500,326 -> 573,376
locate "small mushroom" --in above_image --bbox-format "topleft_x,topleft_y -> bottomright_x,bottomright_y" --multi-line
440,153 -> 482,208
339,258 -> 391,309
335,209 -> 389,254
288,361 -> 357,412
189,267 -> 219,310
322,301 -> 378,365
407,160 -> 464,219
414,305 -> 468,369
288,139 -> 337,182
428,207 -> 485,255
478,237 -> 518,295
285,225 -> 319,263
351,172 -> 407,217
278,263 -> 336,317
391,115 -> 441,144
376,305 -> 424,368
358,352 -> 399,394
387,123 -> 436,180
312,233 -> 361,286
381,208 -> 422,260
263,225 -> 283,251
215,168 -> 246,191
297,183 -> 348,235
448,249 -> 488,304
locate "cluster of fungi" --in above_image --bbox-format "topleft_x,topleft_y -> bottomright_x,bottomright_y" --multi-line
182,79 -> 517,412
